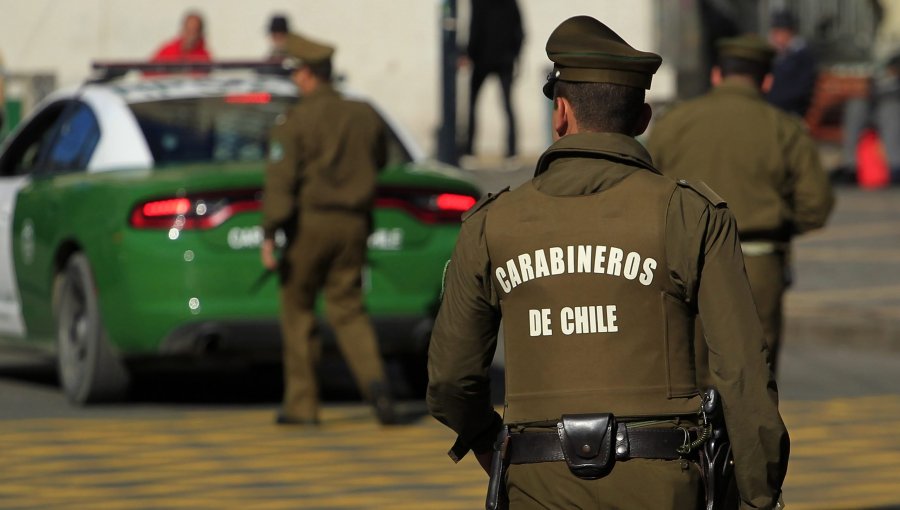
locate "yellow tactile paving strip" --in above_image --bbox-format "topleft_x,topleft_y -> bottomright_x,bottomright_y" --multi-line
782,395 -> 900,510
1,396 -> 899,509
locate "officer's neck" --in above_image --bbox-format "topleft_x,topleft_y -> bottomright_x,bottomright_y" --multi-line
717,75 -> 762,91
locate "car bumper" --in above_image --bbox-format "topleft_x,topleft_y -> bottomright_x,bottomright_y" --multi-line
159,315 -> 434,359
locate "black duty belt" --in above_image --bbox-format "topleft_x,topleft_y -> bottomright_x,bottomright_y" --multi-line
509,423 -> 695,465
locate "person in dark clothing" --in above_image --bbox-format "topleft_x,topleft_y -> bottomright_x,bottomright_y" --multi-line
463,0 -> 524,157
766,9 -> 818,117
267,15 -> 290,60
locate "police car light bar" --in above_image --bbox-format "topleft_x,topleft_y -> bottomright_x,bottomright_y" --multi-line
89,60 -> 290,82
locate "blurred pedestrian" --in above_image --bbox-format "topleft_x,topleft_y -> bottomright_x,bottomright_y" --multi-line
429,17 -> 788,510
260,32 -> 397,426
462,0 -> 524,158
267,15 -> 290,60
766,9 -> 818,117
0,49 -> 6,134
648,34 -> 834,374
839,52 -> 900,184
152,11 -> 212,62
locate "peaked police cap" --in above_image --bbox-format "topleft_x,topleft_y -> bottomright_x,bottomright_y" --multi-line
283,32 -> 335,67
716,34 -> 776,66
543,16 -> 662,98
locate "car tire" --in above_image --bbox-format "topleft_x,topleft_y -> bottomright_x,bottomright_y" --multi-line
54,253 -> 130,404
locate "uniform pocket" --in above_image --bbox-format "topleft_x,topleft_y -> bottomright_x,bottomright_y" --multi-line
662,292 -> 698,398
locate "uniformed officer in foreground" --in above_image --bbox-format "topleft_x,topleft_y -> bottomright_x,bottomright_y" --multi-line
427,16 -> 788,509
647,35 -> 834,374
261,33 -> 396,425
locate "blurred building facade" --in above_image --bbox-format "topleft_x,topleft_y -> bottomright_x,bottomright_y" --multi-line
3,0 -> 889,156
0,0 -> 668,157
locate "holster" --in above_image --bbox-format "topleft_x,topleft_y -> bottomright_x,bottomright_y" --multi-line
485,425 -> 510,510
557,413 -> 616,480
698,388 -> 739,510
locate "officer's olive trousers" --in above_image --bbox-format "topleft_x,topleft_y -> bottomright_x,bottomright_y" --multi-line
742,252 -> 787,373
279,211 -> 386,420
506,458 -> 703,509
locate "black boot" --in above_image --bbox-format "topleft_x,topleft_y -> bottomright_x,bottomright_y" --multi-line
369,381 -> 398,425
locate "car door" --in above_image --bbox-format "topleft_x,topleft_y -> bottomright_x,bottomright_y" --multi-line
0,100 -> 73,338
10,100 -> 101,342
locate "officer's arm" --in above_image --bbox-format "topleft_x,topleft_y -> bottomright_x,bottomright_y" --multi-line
784,122 -> 834,235
261,123 -> 302,240
697,206 -> 790,510
670,191 -> 789,510
427,209 -> 503,462
374,113 -> 389,171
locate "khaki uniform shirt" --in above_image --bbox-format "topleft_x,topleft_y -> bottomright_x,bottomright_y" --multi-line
427,133 -> 789,509
647,79 -> 833,241
262,84 -> 387,239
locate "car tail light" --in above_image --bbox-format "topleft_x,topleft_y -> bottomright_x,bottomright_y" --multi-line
375,188 -> 479,224
225,92 -> 272,104
130,189 -> 261,229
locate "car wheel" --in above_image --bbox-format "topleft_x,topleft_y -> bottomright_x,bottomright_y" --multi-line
54,253 -> 130,404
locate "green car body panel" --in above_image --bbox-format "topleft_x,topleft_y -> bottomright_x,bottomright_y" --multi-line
11,161 -> 478,356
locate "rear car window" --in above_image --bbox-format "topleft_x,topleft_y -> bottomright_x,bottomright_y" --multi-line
129,96 -> 296,167
129,94 -> 414,168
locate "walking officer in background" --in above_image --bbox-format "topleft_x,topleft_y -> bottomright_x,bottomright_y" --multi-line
261,32 -> 396,426
648,35 -> 834,374
427,16 -> 788,509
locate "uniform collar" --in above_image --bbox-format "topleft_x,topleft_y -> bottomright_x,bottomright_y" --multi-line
303,83 -> 339,101
712,79 -> 764,100
534,132 -> 658,177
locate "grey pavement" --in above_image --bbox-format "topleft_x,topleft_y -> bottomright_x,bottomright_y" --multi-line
786,184 -> 900,352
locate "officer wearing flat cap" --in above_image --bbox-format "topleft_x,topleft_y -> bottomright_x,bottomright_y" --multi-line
648,34 -> 834,376
261,32 -> 397,426
428,17 -> 788,509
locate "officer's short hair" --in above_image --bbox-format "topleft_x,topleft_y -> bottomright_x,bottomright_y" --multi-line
305,60 -> 333,81
554,81 -> 646,134
718,56 -> 770,86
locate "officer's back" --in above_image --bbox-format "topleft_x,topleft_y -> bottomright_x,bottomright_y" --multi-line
427,16 -> 789,510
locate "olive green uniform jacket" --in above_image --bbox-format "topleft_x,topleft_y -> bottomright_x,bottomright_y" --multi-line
647,79 -> 833,242
427,133 -> 789,509
261,84 -> 387,239
647,79 -> 833,370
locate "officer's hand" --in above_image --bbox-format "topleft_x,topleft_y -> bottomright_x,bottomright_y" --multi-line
475,450 -> 492,475
261,239 -> 278,270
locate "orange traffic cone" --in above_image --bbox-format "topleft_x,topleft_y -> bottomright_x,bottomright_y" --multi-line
856,129 -> 891,189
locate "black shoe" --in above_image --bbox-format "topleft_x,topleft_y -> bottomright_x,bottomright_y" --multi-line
275,411 -> 319,426
369,382 -> 398,425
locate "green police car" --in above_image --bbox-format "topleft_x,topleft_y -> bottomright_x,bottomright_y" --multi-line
0,63 -> 479,404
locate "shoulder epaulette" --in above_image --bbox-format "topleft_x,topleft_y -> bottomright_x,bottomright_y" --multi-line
676,179 -> 726,207
462,186 -> 509,221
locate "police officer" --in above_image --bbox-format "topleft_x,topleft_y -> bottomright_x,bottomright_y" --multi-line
427,16 -> 788,509
648,35 -> 834,374
261,33 -> 396,426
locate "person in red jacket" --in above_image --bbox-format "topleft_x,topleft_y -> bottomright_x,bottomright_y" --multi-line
152,12 -> 211,62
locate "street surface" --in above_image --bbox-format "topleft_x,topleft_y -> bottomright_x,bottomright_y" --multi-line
1,160 -> 900,509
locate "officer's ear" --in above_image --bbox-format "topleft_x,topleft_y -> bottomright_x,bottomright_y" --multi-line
552,96 -> 571,140
632,103 -> 652,137
710,66 -> 723,87
761,73 -> 774,93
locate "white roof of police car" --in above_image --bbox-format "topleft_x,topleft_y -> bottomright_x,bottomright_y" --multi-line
18,74 -> 426,172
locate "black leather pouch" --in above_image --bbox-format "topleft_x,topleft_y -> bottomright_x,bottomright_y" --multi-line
557,413 -> 616,479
